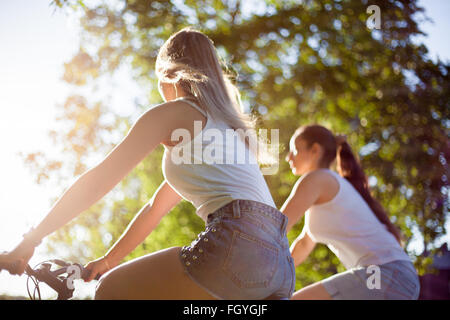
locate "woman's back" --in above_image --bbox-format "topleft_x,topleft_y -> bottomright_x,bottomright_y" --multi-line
305,169 -> 410,269
162,98 -> 275,221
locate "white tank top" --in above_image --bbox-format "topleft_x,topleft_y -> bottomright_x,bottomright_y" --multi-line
304,169 -> 410,269
162,97 -> 276,221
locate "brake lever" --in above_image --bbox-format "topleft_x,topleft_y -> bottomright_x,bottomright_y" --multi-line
51,259 -> 70,267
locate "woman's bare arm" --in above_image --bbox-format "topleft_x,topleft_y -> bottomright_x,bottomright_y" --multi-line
280,173 -> 322,232
26,101 -> 192,244
104,180 -> 182,267
290,228 -> 316,267
281,170 -> 340,232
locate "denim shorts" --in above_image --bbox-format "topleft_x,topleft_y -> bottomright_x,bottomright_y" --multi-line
179,199 -> 296,300
321,260 -> 420,300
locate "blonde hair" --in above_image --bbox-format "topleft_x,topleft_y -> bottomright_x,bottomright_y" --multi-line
156,27 -> 276,165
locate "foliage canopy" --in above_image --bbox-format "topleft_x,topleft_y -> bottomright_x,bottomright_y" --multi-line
25,0 -> 449,289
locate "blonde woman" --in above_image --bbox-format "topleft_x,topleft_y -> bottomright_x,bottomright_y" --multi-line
3,27 -> 295,300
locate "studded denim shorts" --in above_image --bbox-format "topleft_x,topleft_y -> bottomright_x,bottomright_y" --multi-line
321,260 -> 420,300
179,199 -> 296,300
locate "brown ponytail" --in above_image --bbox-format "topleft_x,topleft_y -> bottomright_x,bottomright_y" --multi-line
296,125 -> 404,246
336,139 -> 404,245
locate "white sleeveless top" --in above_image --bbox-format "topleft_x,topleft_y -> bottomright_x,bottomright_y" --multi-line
304,169 -> 410,269
162,97 -> 276,221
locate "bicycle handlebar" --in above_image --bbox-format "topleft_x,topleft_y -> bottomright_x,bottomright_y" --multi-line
0,259 -> 100,300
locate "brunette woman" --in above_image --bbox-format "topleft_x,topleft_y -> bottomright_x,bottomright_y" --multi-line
281,125 -> 419,300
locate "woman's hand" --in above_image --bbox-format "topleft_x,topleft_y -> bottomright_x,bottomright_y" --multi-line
83,256 -> 113,282
1,240 -> 35,275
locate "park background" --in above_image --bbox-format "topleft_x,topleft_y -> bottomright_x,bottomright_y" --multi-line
0,0 -> 448,299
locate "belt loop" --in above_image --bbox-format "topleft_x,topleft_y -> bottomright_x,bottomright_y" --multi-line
232,200 -> 241,219
281,215 -> 288,235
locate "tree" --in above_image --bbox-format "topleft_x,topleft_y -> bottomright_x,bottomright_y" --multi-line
24,0 -> 449,290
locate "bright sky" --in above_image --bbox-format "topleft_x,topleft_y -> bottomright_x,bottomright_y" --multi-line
0,0 -> 448,299
0,0 -> 91,298
415,0 -> 450,63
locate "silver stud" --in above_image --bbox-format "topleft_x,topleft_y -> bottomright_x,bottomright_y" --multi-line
204,237 -> 208,242
185,261 -> 191,266
198,248 -> 203,253
181,254 -> 187,258
211,228 -> 216,232
192,255 -> 197,260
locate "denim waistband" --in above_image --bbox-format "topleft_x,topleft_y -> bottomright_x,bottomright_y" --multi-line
207,199 -> 288,232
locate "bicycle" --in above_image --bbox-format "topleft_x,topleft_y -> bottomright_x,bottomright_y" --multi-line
0,258 -> 100,300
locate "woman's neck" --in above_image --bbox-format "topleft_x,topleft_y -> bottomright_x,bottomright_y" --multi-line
301,165 -> 330,175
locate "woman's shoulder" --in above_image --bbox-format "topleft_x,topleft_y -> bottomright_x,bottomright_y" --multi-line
143,100 -> 204,129
294,169 -> 340,206
297,168 -> 339,186
153,98 -> 208,147
147,98 -> 204,116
